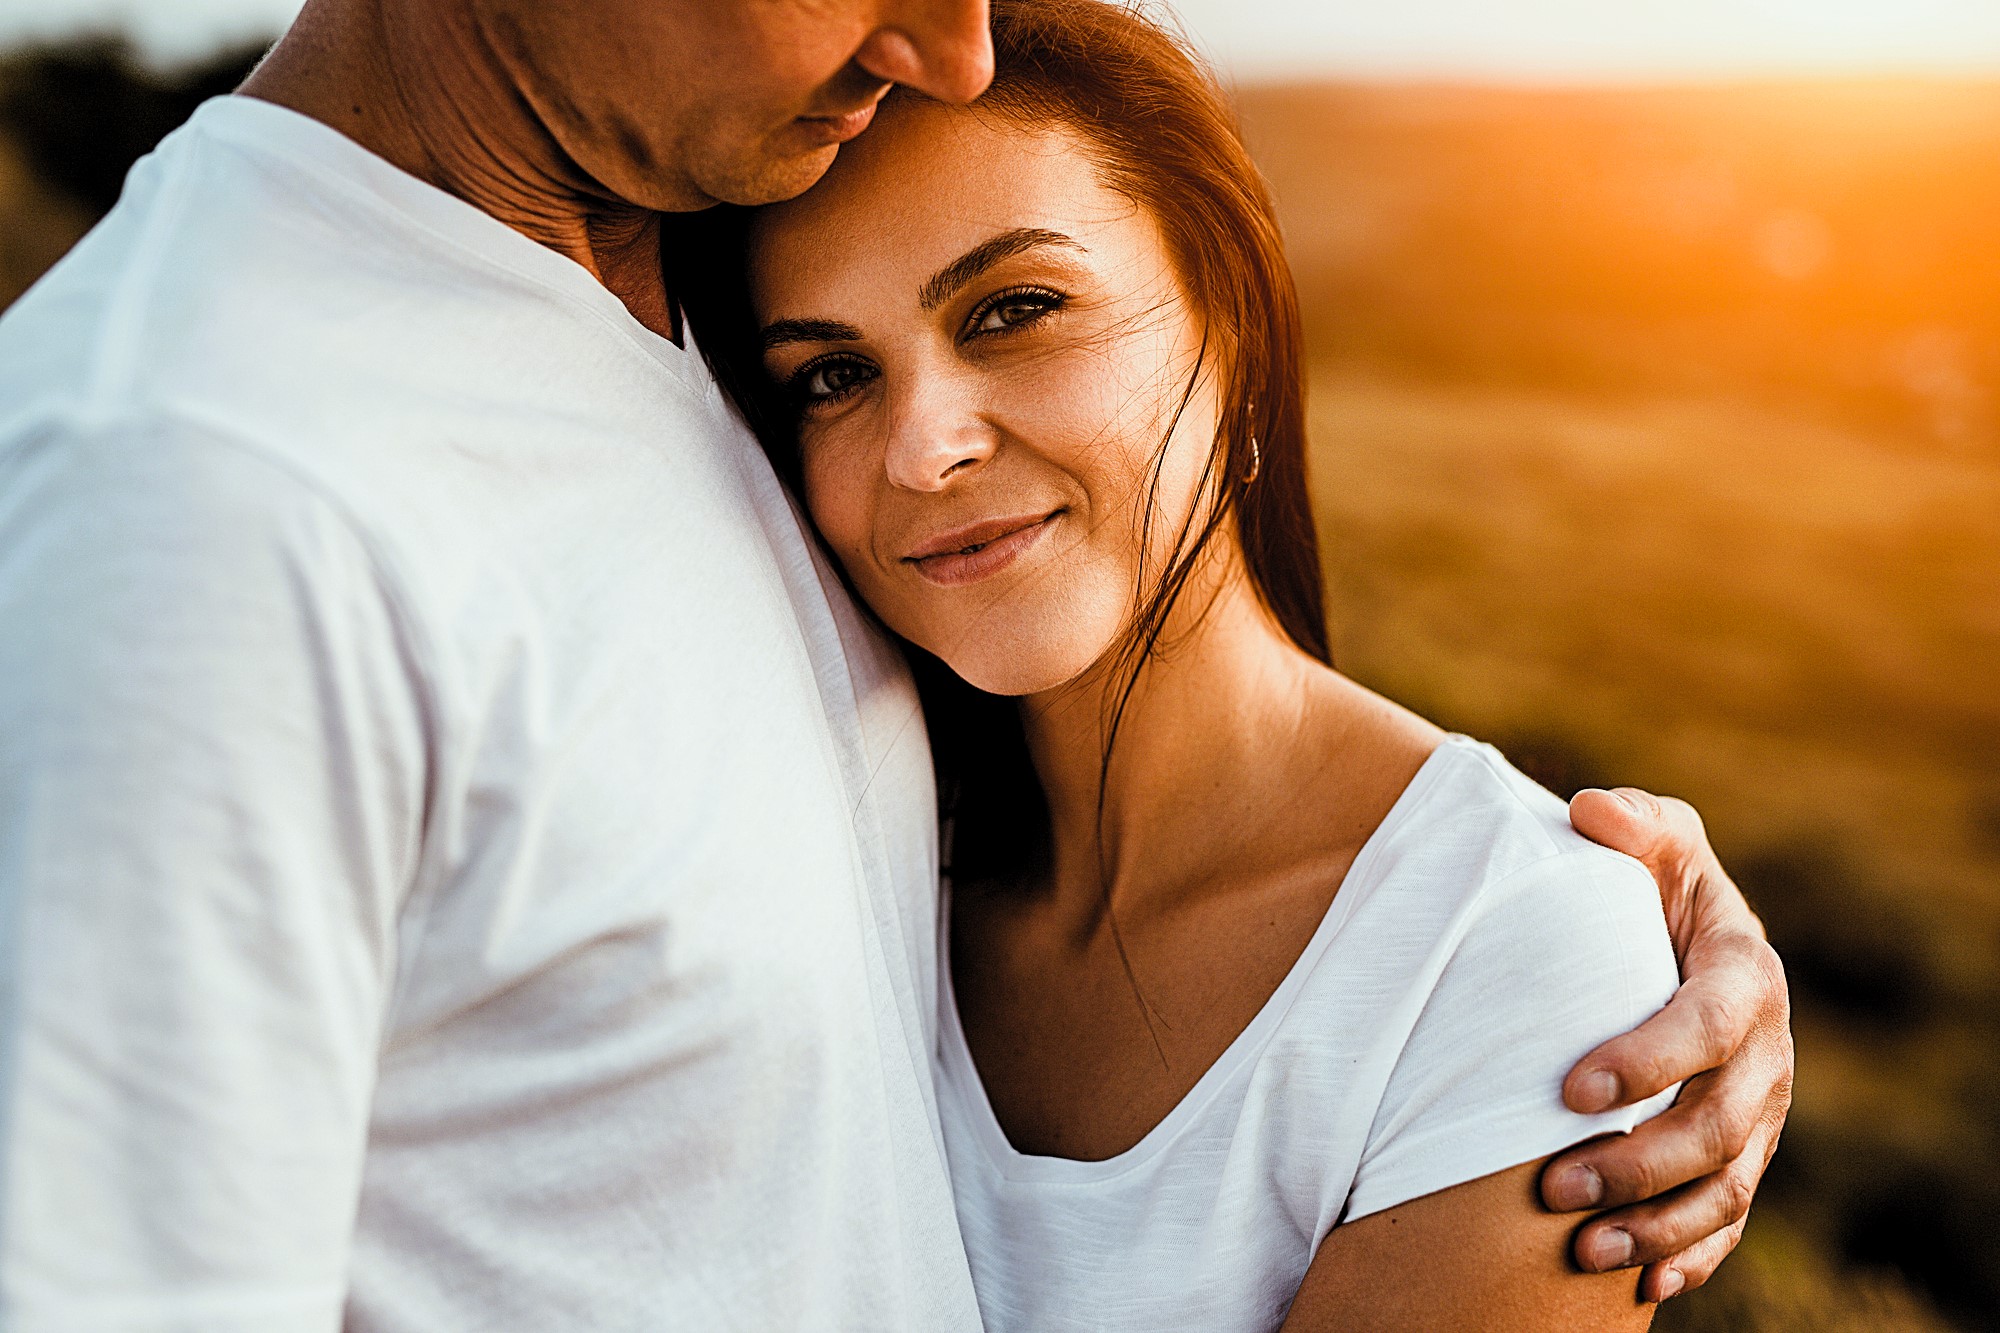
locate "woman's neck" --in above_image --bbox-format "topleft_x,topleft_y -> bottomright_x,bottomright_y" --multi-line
1019,560 -> 1334,927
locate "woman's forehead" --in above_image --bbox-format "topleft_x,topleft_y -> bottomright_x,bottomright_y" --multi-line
747,102 -> 1136,305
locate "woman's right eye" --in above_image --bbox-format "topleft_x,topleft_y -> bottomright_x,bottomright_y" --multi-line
789,356 -> 878,410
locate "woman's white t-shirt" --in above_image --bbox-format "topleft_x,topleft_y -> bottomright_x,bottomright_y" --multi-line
936,735 -> 1681,1333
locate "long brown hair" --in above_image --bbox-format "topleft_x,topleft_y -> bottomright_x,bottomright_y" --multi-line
674,0 -> 1328,887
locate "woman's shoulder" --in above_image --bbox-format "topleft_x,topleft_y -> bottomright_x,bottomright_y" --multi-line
1426,736 -> 1677,1011
1317,734 -> 1682,1224
1359,734 -> 1669,943
1274,679 -> 1675,999
1289,676 -> 1637,909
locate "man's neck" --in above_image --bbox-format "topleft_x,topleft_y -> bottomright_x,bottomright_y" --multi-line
241,0 -> 677,338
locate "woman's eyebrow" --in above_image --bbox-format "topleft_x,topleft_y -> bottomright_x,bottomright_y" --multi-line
918,228 -> 1087,313
760,317 -> 864,353
758,229 -> 1086,352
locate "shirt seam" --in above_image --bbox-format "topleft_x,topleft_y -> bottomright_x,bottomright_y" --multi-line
76,148 -> 193,415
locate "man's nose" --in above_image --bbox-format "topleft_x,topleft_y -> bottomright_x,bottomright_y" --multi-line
854,1 -> 995,105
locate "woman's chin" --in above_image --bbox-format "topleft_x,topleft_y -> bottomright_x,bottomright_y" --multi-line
932,638 -> 1105,699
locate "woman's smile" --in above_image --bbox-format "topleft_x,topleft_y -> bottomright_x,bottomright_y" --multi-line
750,97 -> 1215,695
904,509 -> 1064,586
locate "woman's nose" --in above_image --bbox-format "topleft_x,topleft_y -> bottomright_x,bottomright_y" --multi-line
882,390 -> 994,492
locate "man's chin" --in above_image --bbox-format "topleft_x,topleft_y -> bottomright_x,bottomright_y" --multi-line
697,144 -> 842,209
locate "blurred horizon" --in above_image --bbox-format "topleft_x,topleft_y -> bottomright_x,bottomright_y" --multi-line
0,16 -> 1995,1333
5,0 -> 2000,79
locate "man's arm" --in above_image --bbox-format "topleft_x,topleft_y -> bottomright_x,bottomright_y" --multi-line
1282,1158 -> 1654,1332
0,423 -> 429,1328
1548,787 -> 1794,1302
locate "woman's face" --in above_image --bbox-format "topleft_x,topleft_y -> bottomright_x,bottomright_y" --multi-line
748,97 -> 1222,696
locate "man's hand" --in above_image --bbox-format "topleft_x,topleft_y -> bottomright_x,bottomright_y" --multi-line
1542,787 -> 1794,1302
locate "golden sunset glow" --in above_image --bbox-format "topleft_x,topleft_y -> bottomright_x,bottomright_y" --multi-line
6,0 -> 2000,73
0,5 -> 1994,1329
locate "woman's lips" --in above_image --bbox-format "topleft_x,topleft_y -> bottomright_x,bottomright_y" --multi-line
905,512 -> 1062,587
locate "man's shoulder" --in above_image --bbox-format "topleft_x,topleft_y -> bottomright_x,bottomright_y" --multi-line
0,409 -> 394,592
0,104 -> 405,429
0,95 -> 769,662
0,410 -> 438,748
0,96 -> 665,448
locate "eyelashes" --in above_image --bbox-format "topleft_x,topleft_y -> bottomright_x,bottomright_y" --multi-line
781,285 -> 1070,415
966,284 -> 1066,336
787,353 -> 877,409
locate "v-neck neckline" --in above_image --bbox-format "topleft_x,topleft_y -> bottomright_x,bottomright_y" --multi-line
936,735 -> 1468,1185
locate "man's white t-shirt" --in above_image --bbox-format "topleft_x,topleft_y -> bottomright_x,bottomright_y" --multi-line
0,96 -> 982,1331
938,736 -> 1681,1333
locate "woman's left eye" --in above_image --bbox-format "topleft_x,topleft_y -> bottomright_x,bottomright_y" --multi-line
968,288 -> 1064,336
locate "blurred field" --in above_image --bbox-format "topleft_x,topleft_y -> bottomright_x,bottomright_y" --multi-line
1238,82 -> 2000,1331
2,39 -> 1995,1333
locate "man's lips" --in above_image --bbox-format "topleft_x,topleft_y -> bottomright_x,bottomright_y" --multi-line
799,95 -> 885,146
903,511 -> 1063,587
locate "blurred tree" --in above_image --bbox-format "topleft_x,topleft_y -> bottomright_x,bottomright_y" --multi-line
0,35 -> 266,216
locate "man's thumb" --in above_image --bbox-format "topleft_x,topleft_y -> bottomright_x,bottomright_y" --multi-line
1569,786 -> 1665,861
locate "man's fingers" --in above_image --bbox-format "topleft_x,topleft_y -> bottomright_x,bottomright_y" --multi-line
1563,957 -> 1763,1112
1640,1222 -> 1743,1302
1567,787 -> 1703,881
1562,781 -> 1791,1304
1544,1055 -> 1764,1213
1571,1150 -> 1758,1272
1567,787 -> 1665,864
1626,1077 -> 1787,1297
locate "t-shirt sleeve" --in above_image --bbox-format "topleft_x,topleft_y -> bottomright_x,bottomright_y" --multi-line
1343,844 -> 1681,1223
0,421 -> 430,1329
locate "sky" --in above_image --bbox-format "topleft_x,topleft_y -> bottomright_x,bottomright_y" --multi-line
3,0 -> 2000,80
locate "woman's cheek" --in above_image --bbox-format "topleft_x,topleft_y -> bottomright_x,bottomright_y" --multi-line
993,354 -> 1130,481
801,432 -> 879,576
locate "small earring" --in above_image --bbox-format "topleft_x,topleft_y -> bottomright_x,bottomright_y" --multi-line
1243,435 -> 1262,485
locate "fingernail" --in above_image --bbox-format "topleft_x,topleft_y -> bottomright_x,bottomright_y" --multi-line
1549,1163 -> 1604,1210
1574,1069 -> 1621,1113
1658,1268 -> 1686,1301
1583,1228 -> 1634,1271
